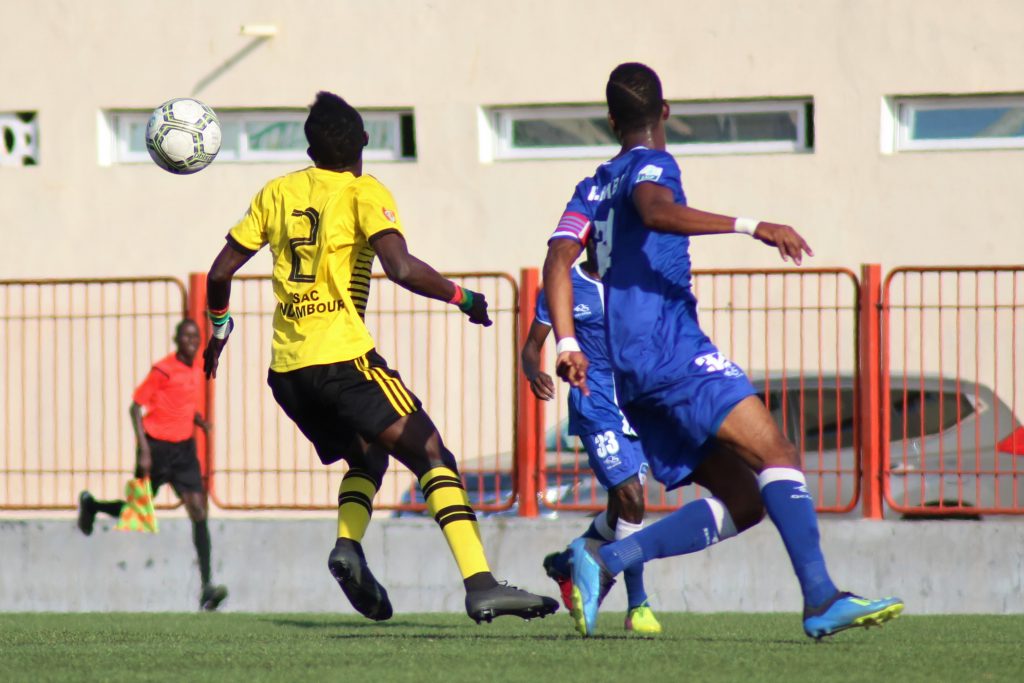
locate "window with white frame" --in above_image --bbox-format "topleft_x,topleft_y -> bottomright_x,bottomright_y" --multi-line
485,99 -> 812,160
1,112 -> 38,166
891,95 -> 1024,152
100,108 -> 416,165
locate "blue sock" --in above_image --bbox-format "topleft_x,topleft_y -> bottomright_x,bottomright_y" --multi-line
615,519 -> 648,609
599,499 -> 722,576
622,565 -> 647,609
758,468 -> 838,608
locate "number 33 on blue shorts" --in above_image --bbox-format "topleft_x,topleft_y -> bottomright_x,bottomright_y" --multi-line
582,429 -> 650,491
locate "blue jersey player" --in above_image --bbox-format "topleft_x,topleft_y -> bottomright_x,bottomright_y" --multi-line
520,253 -> 661,634
543,62 -> 904,639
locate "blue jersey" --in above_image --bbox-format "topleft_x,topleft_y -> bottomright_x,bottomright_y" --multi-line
549,146 -> 716,405
535,264 -> 630,437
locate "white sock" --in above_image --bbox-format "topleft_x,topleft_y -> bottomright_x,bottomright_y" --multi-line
705,497 -> 738,541
593,510 -> 615,541
615,518 -> 644,541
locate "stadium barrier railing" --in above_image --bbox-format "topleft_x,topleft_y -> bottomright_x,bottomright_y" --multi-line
187,272 -> 521,512
881,266 -> 1024,516
0,277 -> 189,510
519,267 -> 866,517
3,266 -> 1021,518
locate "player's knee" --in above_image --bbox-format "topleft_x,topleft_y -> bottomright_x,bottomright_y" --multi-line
405,447 -> 458,480
761,435 -> 802,470
611,480 -> 645,523
421,444 -> 458,473
185,497 -> 207,522
356,462 -> 388,489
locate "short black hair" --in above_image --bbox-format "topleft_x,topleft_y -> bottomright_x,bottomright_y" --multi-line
304,91 -> 365,168
606,63 -> 664,133
175,318 -> 198,337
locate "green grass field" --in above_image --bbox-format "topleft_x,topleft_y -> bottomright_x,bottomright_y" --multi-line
2,612 -> 1022,683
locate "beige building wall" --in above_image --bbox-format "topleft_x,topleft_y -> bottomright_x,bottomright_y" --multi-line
2,0 -> 1023,282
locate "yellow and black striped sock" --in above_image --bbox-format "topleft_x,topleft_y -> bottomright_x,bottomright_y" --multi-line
337,469 -> 378,542
419,466 -> 494,586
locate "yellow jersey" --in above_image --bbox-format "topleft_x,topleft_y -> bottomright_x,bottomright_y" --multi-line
228,167 -> 404,372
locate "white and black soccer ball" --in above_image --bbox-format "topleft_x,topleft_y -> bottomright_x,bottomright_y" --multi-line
145,98 -> 221,174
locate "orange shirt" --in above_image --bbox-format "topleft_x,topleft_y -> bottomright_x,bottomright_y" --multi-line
133,353 -> 202,442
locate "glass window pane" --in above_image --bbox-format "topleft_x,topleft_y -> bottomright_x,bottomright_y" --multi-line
244,120 -> 306,152
109,109 -> 411,163
219,121 -> 241,155
666,111 -> 798,145
913,106 -> 1024,140
493,101 -> 809,158
511,117 -> 615,148
890,390 -> 974,439
126,120 -> 148,154
365,119 -> 395,151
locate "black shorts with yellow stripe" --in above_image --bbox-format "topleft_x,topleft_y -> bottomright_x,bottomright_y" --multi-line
267,349 -> 422,465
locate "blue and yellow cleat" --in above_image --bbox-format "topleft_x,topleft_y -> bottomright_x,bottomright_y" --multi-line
803,591 -> 904,640
568,537 -> 615,637
624,601 -> 662,635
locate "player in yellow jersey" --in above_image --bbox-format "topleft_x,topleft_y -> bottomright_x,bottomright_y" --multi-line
201,91 -> 557,624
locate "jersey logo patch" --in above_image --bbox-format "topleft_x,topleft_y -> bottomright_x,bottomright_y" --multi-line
573,303 -> 592,319
382,208 -> 396,223
693,351 -> 743,377
636,164 -> 664,183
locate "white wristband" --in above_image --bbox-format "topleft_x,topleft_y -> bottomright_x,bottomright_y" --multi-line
734,217 -> 760,237
555,337 -> 581,355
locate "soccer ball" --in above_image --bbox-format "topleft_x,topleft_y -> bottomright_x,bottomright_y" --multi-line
145,98 -> 222,174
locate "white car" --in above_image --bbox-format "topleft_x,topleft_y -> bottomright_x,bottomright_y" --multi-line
544,374 -> 1024,519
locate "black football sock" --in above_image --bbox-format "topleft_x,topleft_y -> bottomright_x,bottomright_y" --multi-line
192,519 -> 213,587
94,500 -> 126,518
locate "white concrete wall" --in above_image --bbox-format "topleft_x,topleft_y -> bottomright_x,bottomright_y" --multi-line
2,0 -> 1023,281
2,517 -> 1021,614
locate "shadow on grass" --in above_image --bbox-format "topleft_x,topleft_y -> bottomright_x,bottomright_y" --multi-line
264,616 -> 640,641
327,632 -> 617,641
264,617 -> 447,630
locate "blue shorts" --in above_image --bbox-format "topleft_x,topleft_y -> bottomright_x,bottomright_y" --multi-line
623,350 -> 756,491
581,429 -> 649,491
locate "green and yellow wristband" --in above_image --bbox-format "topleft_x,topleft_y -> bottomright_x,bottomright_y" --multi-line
207,307 -> 234,340
448,284 -> 474,313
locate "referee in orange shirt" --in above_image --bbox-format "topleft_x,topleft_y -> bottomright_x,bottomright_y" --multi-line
77,319 -> 228,611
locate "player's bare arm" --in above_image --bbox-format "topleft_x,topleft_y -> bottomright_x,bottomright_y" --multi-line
204,241 -> 255,379
520,320 -> 556,401
632,182 -> 814,265
542,238 -> 590,395
372,232 -> 491,326
194,412 -> 212,434
129,401 -> 151,476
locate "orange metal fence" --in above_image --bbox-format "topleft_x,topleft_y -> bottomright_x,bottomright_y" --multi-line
0,278 -> 188,509
882,267 -> 1024,515
524,268 -> 863,515
194,273 -> 520,511
4,266 -> 1021,518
